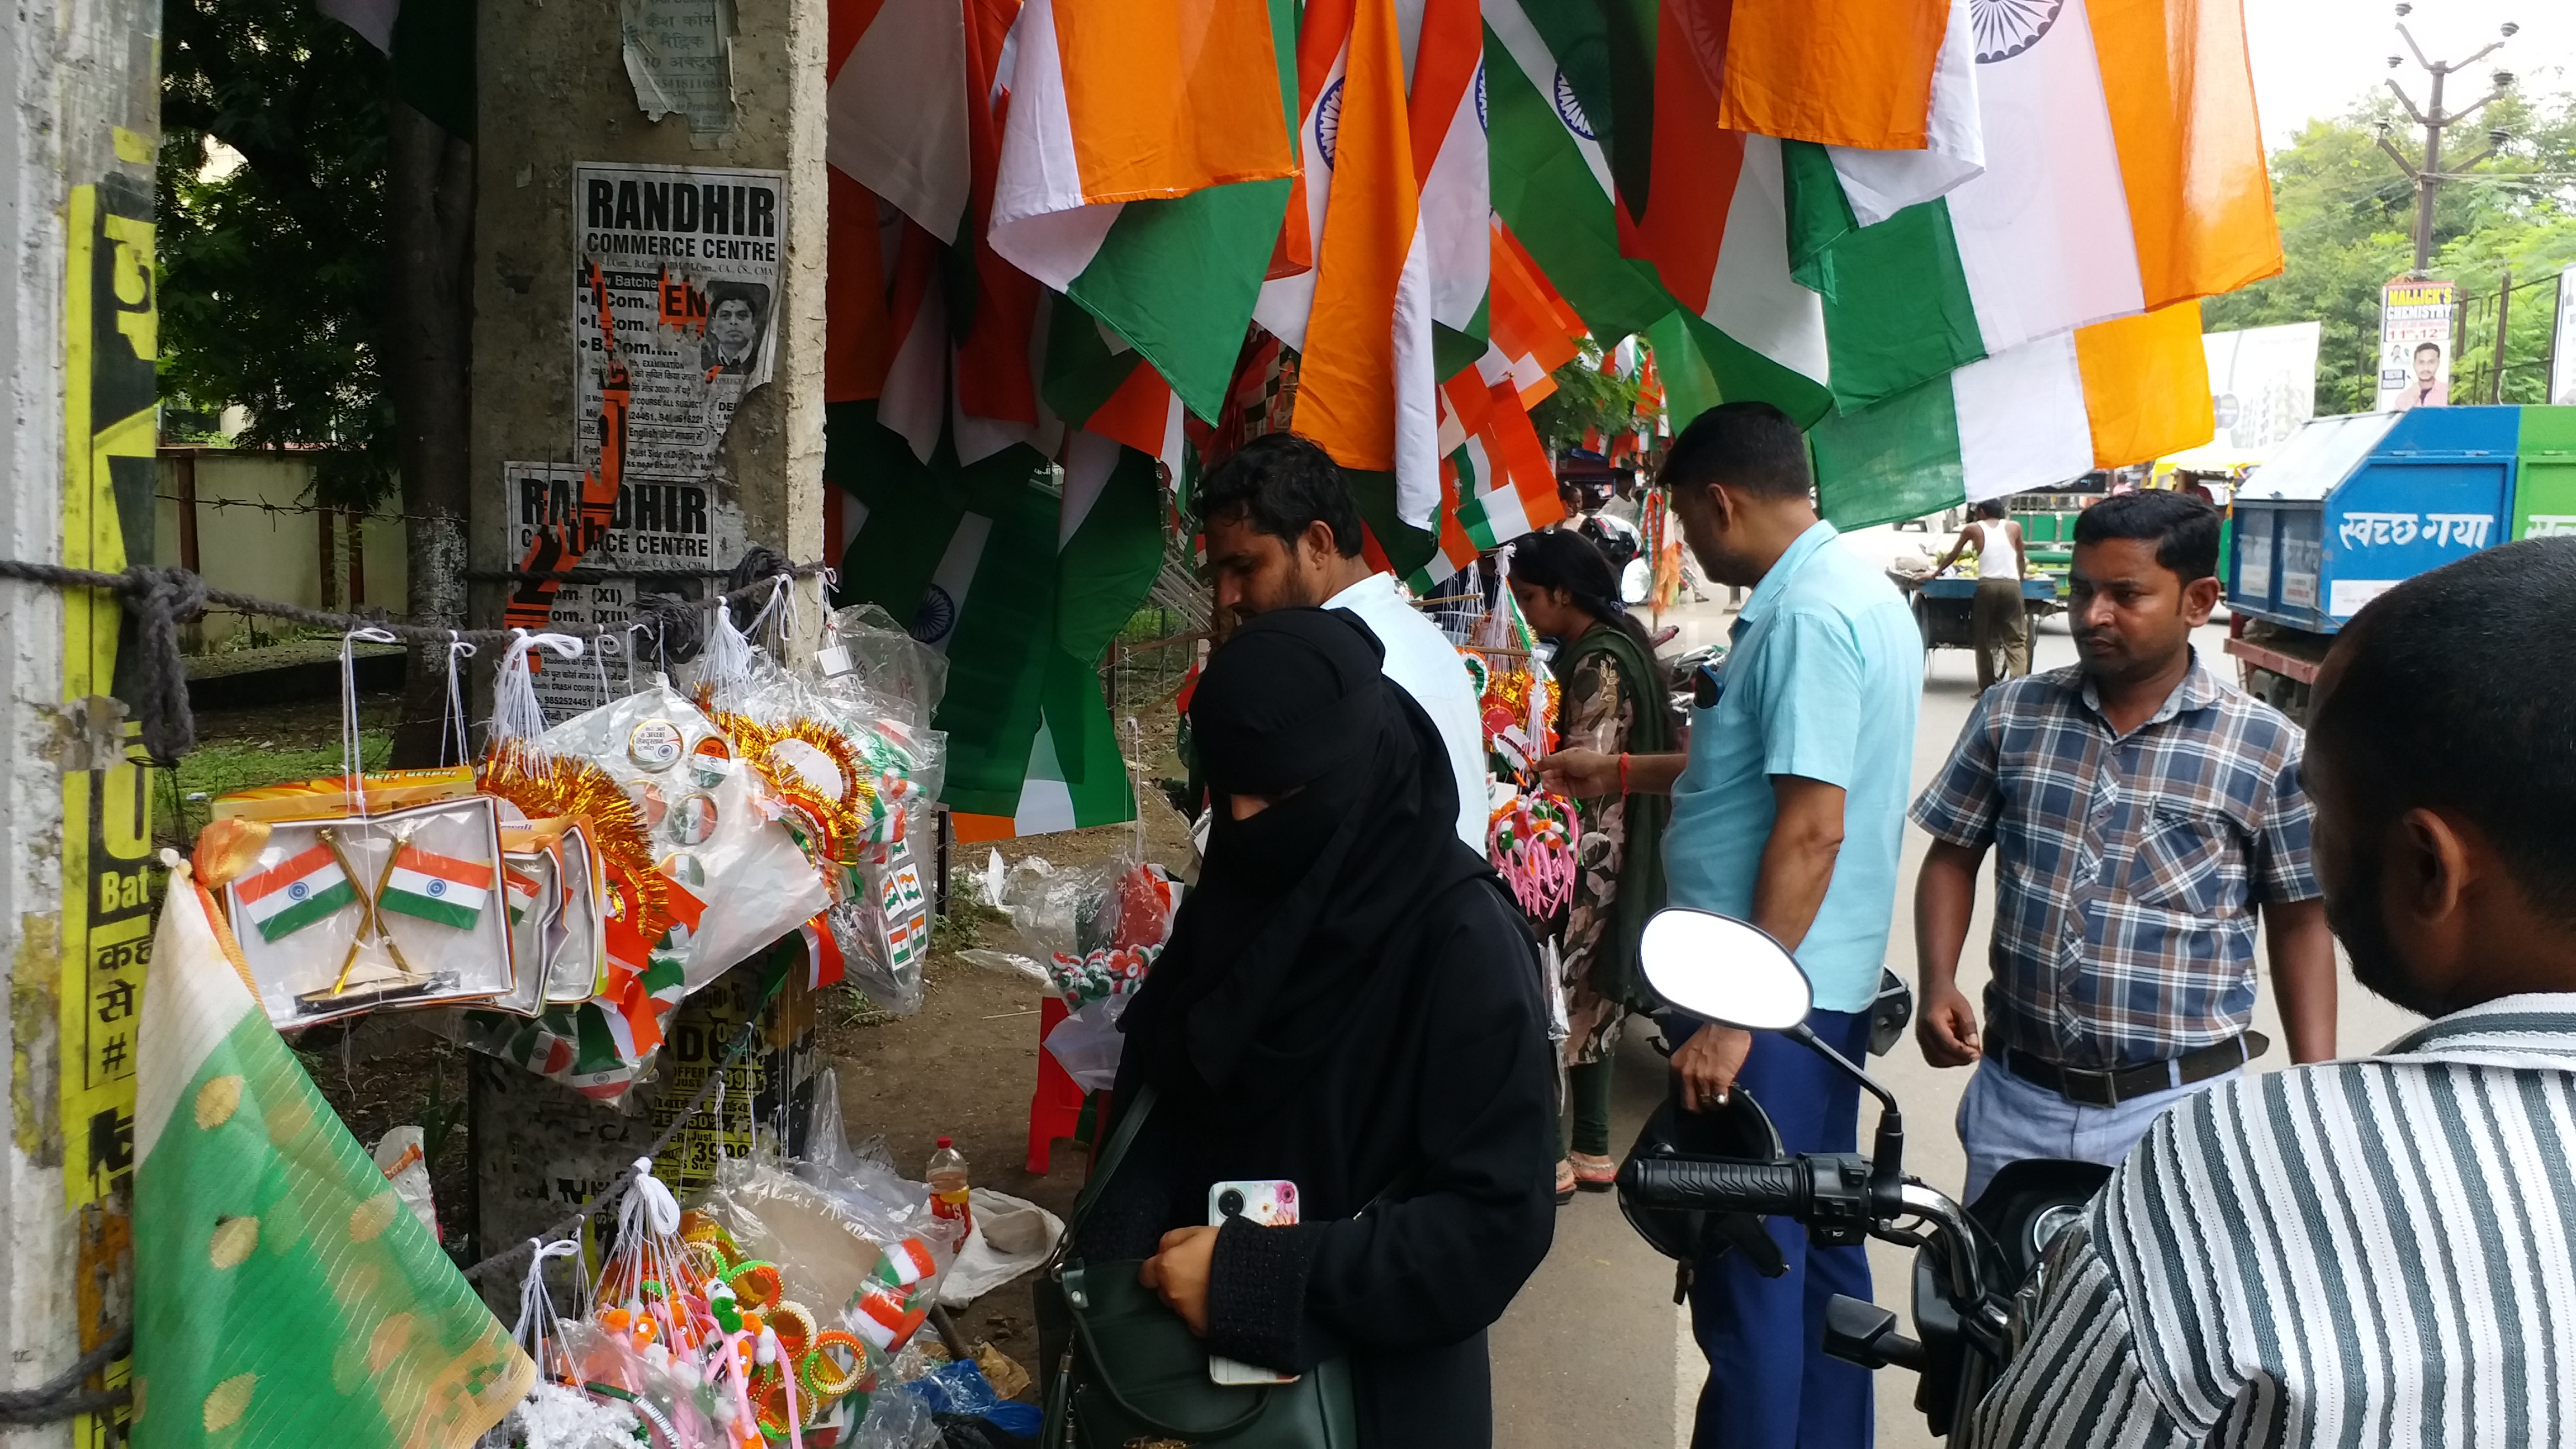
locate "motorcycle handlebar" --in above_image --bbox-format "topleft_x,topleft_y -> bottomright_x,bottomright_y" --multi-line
1621,1156 -> 1813,1215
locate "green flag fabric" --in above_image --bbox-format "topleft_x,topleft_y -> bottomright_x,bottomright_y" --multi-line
134,864 -> 529,1448
828,402 -> 1163,838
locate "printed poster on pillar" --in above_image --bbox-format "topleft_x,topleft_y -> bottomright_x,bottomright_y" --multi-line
575,160 -> 784,478
508,460 -> 747,719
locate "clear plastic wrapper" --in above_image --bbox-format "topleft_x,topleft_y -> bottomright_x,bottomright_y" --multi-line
224,797 -> 518,1029
816,604 -> 949,730
538,676 -> 827,992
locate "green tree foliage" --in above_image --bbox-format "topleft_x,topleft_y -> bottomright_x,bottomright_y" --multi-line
159,0 -> 394,505
1530,339 -> 1644,453
2204,88 -> 2576,415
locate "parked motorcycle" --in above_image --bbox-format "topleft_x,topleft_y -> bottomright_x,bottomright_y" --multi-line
1617,908 -> 2109,1444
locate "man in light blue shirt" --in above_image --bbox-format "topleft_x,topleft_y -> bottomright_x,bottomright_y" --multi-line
1544,401 -> 1920,1449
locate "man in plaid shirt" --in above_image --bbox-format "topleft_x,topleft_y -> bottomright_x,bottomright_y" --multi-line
1910,491 -> 2339,1201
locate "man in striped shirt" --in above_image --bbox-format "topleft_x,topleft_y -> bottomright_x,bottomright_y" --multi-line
1968,538 -> 2576,1447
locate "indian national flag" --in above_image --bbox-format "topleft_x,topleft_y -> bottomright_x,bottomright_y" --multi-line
832,414 -> 1164,841
1040,292 -> 1189,480
234,845 -> 357,944
1813,302 -> 2215,524
826,0 -> 971,241
1268,0 -> 1443,528
987,0 -> 1299,425
1486,221 -> 1585,406
503,865 -> 542,926
377,845 -> 494,931
135,865 -> 530,1447
1481,0 -> 1830,424
1717,0 -> 1959,151
1787,0 -> 2277,413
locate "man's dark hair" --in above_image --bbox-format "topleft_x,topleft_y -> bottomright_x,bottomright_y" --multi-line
2312,538 -> 2576,927
2415,342 -> 2442,359
1660,401 -> 1812,500
1194,432 -> 1363,558
1976,498 -> 2008,520
2072,490 -> 2222,582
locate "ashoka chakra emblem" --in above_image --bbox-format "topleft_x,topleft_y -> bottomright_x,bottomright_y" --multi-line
1474,63 -> 1488,134
1971,0 -> 2063,61
1317,78 -> 1344,169
1552,69 -> 1595,140
911,584 -> 958,644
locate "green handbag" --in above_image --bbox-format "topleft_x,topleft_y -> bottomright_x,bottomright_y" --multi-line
1035,1085 -> 1362,1449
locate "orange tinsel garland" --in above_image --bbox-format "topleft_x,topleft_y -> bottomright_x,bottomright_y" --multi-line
479,740 -> 674,948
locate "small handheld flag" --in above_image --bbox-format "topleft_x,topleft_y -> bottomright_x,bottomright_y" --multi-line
236,845 -> 358,943
377,845 -> 496,931
503,866 -> 542,926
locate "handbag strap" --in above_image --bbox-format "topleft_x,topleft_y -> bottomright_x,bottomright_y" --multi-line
1068,1082 -> 1159,1238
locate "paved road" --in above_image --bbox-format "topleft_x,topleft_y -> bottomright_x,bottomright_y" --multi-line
1490,527 -> 2421,1447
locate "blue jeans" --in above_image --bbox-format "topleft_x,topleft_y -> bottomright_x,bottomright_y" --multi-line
1669,1008 -> 1874,1449
1955,1053 -> 2242,1203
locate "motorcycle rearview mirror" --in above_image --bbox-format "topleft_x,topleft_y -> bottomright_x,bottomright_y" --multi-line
1641,908 -> 1910,1208
1640,909 -> 1813,1031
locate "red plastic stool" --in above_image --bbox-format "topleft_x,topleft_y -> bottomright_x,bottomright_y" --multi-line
1025,996 -> 1088,1174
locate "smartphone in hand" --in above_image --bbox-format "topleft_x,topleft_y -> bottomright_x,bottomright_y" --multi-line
1206,1180 -> 1300,1387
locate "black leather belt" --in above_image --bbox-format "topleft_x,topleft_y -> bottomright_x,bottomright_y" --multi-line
2003,1031 -> 2269,1109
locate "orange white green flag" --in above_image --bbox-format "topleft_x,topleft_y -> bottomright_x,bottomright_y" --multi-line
134,856 -> 529,1448
987,0 -> 1300,424
1266,0 -> 1444,527
826,0 -> 973,241
1788,0 -> 2279,413
1812,302 -> 2217,523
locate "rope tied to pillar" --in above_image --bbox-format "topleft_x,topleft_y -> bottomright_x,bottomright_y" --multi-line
0,556 -> 837,765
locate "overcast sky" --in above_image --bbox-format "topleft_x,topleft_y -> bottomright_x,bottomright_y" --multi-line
2246,0 -> 2576,147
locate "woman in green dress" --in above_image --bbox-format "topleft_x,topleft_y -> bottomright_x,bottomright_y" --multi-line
1506,529 -> 1671,1198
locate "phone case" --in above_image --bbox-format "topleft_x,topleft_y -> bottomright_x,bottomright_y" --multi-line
1208,1180 -> 1300,1386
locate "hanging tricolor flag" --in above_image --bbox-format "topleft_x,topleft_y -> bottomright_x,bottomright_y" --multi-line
1786,0 -> 2277,413
376,845 -> 495,931
135,863 -> 531,1448
1267,0 -> 1442,527
1485,221 -> 1585,405
1480,0 -> 1830,424
826,0 -> 972,242
835,423 -> 1163,841
987,0 -> 1300,425
1812,302 -> 2214,522
234,845 -> 357,944
801,912 -> 846,991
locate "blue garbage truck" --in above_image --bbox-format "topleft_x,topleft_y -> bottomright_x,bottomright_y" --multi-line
2223,404 -> 2576,721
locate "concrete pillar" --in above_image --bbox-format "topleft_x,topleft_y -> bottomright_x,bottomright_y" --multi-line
0,0 -> 159,1441
467,0 -> 827,652
463,0 -> 828,1272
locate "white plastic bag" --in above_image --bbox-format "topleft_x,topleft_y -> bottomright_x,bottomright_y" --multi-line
1042,995 -> 1132,1092
935,1187 -> 1064,1308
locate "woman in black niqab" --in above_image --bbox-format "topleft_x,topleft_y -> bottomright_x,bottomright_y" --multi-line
1090,608 -> 1559,1449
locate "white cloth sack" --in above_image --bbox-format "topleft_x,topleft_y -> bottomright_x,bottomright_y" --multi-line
936,1187 -> 1065,1308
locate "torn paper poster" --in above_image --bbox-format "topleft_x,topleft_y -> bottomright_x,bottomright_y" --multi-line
574,162 -> 784,481
501,460 -> 748,722
621,0 -> 736,144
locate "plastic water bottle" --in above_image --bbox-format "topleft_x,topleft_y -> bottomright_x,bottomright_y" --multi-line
927,1136 -> 972,1251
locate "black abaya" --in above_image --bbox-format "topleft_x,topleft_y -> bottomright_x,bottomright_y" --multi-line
1084,608 -> 1559,1449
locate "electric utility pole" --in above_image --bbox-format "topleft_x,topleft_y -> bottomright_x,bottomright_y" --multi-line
2375,10 -> 2517,277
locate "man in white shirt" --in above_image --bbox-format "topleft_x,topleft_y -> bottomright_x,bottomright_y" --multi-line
1199,433 -> 1488,855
